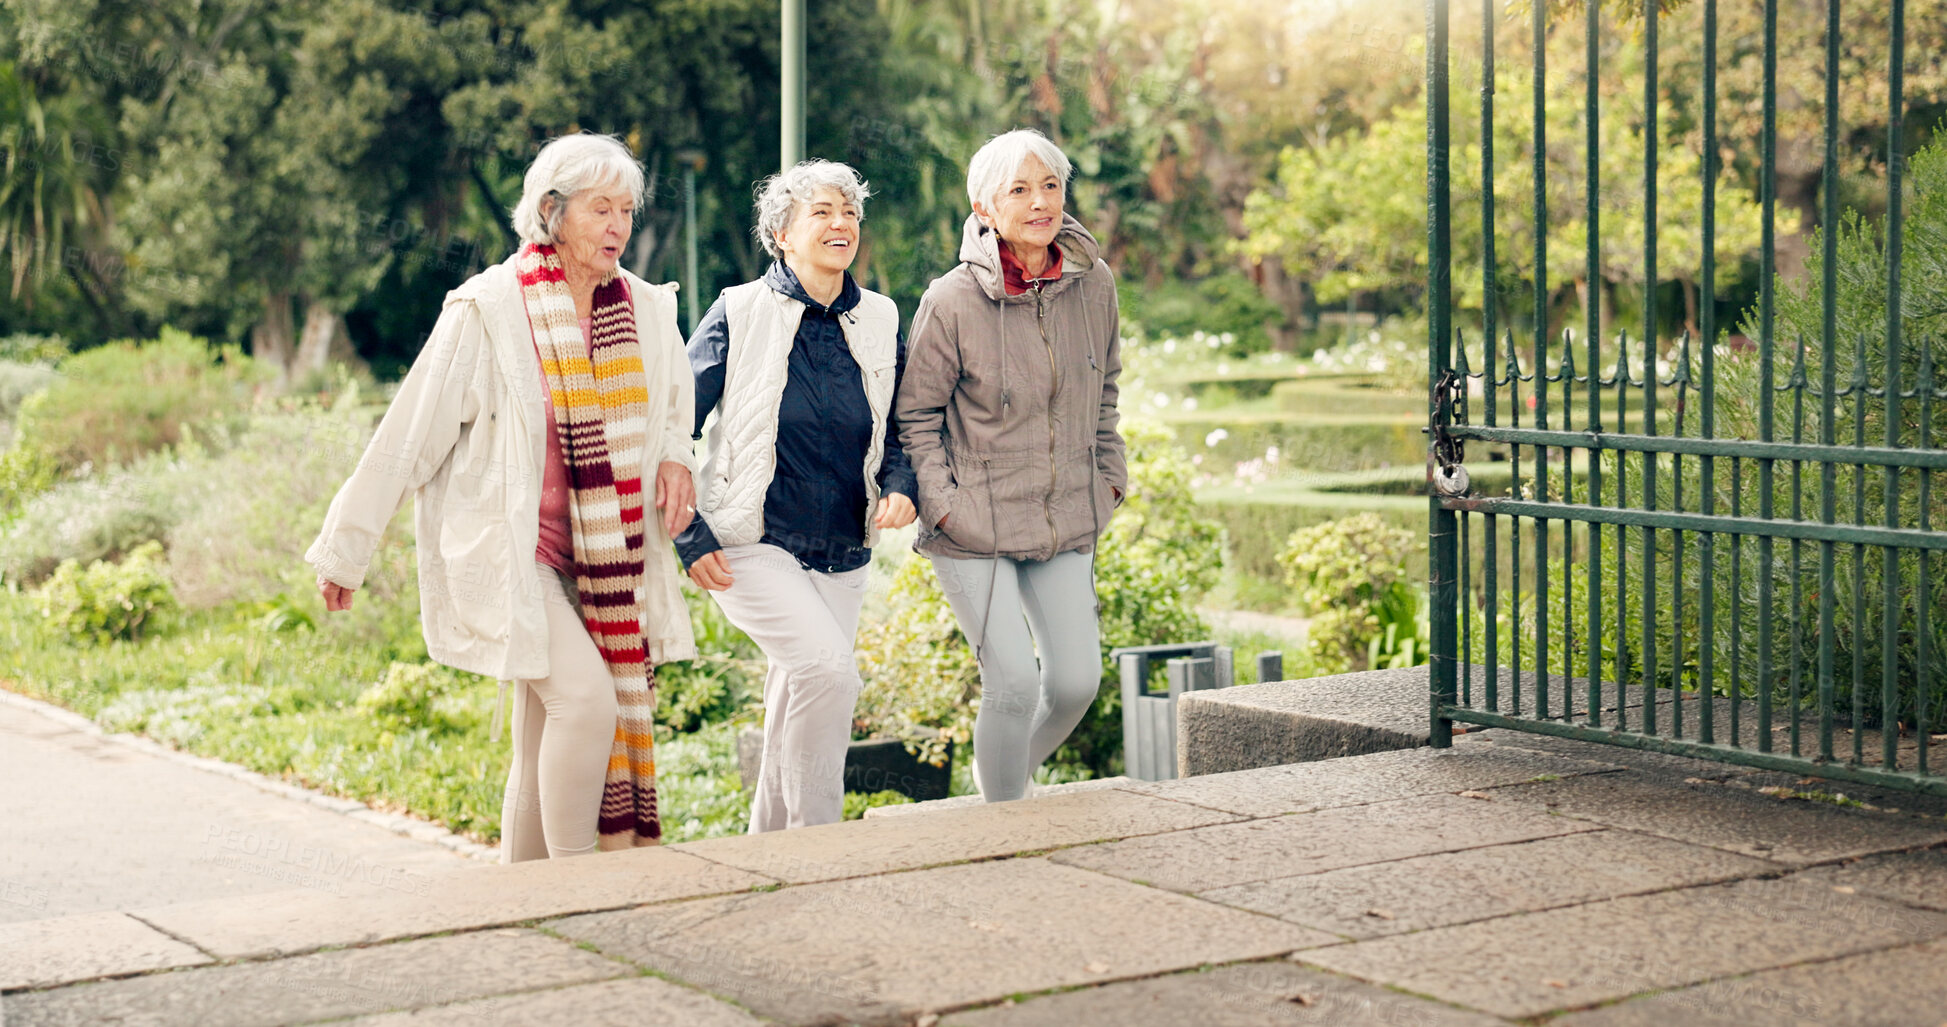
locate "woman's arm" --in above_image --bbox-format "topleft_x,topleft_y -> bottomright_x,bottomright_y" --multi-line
875,326 -> 919,501
306,299 -> 486,594
894,292 -> 960,529
673,295 -> 733,569
1093,269 -> 1127,499
644,284 -> 695,539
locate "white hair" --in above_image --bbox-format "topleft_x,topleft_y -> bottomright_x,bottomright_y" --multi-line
965,129 -> 1073,214
752,160 -> 871,259
511,134 -> 646,246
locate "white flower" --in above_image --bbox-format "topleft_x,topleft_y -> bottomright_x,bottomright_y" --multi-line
1192,330 -> 1207,342
1191,453 -> 1203,466
1152,393 -> 1170,408
1163,339 -> 1177,354
1220,332 -> 1235,345
1182,396 -> 1199,411
1204,428 -> 1229,447
1217,362 -> 1231,375
1265,445 -> 1280,463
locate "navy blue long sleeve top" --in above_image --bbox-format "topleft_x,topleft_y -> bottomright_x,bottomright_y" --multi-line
673,262 -> 917,573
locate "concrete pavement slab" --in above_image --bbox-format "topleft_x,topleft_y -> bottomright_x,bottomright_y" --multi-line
1481,770 -> 1947,864
0,694 -> 475,926
334,974 -> 771,1026
1790,845 -> 1947,910
941,961 -> 1510,1027
0,928 -> 627,1027
670,788 -> 1243,884
1117,739 -> 1620,817
1200,829 -> 1778,938
0,911 -> 211,991
1298,877 -> 1947,1019
1552,936 -> 1947,1027
134,845 -> 771,960
1050,792 -> 1598,893
547,857 -> 1333,1026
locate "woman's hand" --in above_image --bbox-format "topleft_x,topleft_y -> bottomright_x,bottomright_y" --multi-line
875,493 -> 917,530
656,461 -> 695,538
687,550 -> 733,591
318,579 -> 356,612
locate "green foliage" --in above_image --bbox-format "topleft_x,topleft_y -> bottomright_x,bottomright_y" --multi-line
1278,514 -> 1426,674
856,419 -> 1223,777
354,661 -> 461,732
1621,130 -> 1947,727
1241,22 -> 1765,326
1121,272 -> 1282,356
0,334 -> 68,363
842,790 -> 913,820
655,719 -> 754,842
15,329 -> 258,475
655,586 -> 763,737
35,539 -> 176,645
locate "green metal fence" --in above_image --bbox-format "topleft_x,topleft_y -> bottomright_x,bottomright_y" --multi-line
1425,0 -> 1947,796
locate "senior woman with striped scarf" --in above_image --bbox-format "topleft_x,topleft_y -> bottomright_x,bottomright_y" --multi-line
307,133 -> 697,862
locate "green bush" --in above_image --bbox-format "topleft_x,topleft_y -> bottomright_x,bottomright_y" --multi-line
35,539 -> 178,645
1202,496 -> 1425,587
1624,129 -> 1947,727
13,328 -> 260,476
655,586 -> 764,736
1121,271 -> 1283,356
354,661 -> 459,731
1278,513 -> 1427,674
855,419 -> 1223,777
842,790 -> 913,820
0,334 -> 68,364
0,452 -> 182,586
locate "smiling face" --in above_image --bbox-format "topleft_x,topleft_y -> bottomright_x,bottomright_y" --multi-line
773,185 -> 861,277
974,153 -> 1064,251
552,183 -> 636,278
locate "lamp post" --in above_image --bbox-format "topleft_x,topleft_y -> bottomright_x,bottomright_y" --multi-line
781,0 -> 805,169
674,148 -> 706,333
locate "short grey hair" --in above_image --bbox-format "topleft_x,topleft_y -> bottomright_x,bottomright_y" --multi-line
511,134 -> 646,246
752,160 -> 871,259
966,129 -> 1073,214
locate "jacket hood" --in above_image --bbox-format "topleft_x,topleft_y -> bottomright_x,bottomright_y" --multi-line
765,260 -> 861,315
956,212 -> 1103,302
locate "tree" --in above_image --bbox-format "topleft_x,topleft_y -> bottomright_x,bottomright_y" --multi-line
1241,11 -> 1767,346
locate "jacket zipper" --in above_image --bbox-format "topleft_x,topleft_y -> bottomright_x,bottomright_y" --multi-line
1035,282 -> 1059,557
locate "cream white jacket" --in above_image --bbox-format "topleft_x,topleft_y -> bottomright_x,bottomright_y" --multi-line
306,255 -> 698,680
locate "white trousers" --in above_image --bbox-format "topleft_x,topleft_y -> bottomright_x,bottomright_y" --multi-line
707,543 -> 869,832
500,568 -> 616,863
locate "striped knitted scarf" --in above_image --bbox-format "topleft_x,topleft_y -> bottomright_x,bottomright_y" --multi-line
516,243 -> 660,848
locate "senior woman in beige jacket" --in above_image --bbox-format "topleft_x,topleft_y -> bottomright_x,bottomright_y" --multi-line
896,129 -> 1127,803
307,133 -> 697,861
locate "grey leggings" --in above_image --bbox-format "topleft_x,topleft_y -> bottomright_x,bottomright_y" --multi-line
929,550 -> 1101,802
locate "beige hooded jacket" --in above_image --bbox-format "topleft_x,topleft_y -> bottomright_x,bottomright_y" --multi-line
897,213 -> 1127,562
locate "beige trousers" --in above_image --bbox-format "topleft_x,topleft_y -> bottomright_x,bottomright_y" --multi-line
499,568 -> 616,862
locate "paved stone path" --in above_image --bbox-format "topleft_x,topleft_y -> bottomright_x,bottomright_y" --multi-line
0,691 -> 481,927
5,729 -> 1947,1025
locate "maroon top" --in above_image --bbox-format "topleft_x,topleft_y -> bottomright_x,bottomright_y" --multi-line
534,316 -> 593,575
996,241 -> 1063,296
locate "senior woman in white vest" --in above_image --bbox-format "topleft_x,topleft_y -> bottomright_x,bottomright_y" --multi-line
675,159 -> 916,832
896,129 -> 1127,802
307,133 -> 698,861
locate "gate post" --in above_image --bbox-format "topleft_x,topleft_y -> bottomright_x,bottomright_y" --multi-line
1426,0 -> 1456,748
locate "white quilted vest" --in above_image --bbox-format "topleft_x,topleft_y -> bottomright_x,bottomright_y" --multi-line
697,279 -> 901,549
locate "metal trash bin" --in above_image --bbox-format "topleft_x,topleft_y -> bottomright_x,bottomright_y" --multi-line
1109,642 -> 1234,781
